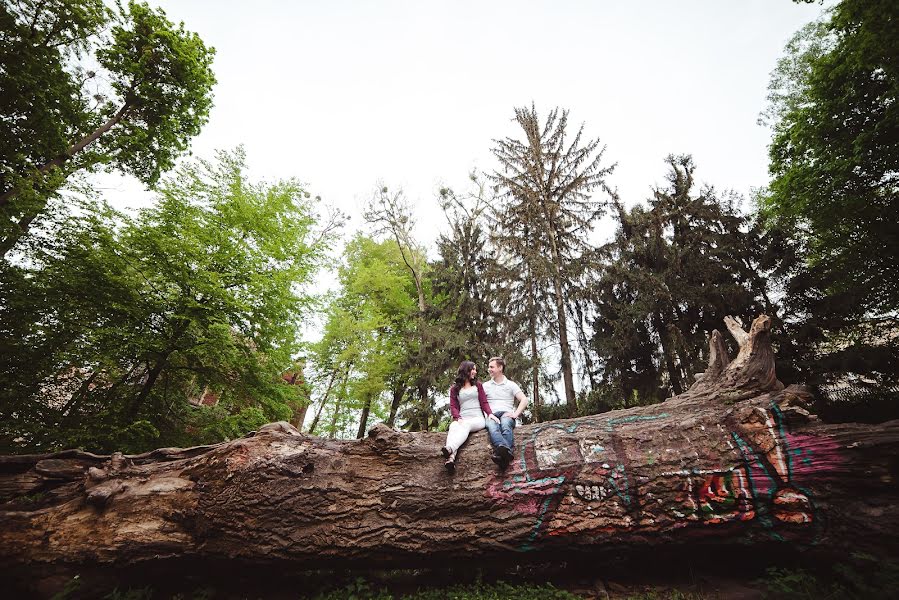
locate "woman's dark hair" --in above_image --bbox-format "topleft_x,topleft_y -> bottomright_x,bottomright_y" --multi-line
452,360 -> 478,391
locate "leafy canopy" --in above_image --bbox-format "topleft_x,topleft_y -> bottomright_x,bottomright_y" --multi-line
761,0 -> 899,314
0,0 -> 216,254
0,148 -> 332,453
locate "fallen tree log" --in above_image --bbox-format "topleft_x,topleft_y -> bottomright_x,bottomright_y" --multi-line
2,316 -> 898,589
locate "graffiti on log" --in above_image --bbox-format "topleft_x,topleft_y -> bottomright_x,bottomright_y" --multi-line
486,401 -> 842,550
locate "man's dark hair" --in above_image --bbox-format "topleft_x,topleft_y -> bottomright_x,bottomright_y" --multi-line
489,356 -> 505,372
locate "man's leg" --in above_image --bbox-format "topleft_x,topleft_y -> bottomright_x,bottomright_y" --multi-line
500,414 -> 516,451
485,411 -> 508,452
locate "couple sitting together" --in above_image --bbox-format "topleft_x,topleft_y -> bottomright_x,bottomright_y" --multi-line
440,356 -> 529,471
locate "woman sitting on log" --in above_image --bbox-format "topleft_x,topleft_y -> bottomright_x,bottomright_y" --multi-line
441,361 -> 493,471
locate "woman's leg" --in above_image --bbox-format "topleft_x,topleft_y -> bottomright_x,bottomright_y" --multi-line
445,419 -> 473,454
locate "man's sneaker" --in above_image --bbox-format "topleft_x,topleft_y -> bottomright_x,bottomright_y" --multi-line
499,445 -> 514,461
490,452 -> 503,466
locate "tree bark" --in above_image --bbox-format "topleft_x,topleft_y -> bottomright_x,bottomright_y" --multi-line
308,369 -> 339,434
2,316 -> 898,587
0,103 -> 131,208
386,384 -> 403,428
543,220 -> 578,417
356,394 -> 372,440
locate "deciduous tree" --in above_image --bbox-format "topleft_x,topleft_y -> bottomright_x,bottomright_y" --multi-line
0,149 -> 333,453
0,0 -> 216,257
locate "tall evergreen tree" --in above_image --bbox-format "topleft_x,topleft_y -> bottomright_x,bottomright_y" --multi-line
589,155 -> 769,406
427,176 -> 531,412
490,105 -> 615,416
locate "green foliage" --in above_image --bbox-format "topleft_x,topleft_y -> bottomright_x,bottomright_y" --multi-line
313,579 -> 580,600
760,554 -> 899,600
762,0 -> 899,313
0,149 -> 332,453
0,0 -> 216,254
622,592 -> 706,600
759,0 -> 899,391
103,587 -> 154,600
49,575 -> 82,600
401,581 -> 581,600
588,155 -> 769,405
308,235 -> 419,438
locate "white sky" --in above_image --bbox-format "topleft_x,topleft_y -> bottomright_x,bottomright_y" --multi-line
100,0 -> 830,255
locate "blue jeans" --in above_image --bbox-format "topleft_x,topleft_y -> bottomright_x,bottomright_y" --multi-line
486,411 -> 516,452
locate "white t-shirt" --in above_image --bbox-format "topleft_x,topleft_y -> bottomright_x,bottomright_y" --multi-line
456,385 -> 484,420
483,377 -> 523,414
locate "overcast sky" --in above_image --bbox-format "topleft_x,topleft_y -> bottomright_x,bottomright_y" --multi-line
104,0 -> 829,252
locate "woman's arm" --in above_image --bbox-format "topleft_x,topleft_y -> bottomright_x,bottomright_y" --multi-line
449,386 -> 461,420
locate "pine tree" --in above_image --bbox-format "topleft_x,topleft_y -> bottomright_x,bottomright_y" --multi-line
490,105 -> 615,416
589,155 -> 769,406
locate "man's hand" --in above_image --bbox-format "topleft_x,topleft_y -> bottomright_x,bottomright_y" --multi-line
488,414 -> 501,423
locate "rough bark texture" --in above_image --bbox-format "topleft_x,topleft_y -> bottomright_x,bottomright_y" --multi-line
2,316 -> 898,588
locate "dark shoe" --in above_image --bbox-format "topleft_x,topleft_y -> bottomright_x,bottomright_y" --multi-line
441,446 -> 451,459
444,458 -> 455,471
499,445 -> 514,461
491,452 -> 503,466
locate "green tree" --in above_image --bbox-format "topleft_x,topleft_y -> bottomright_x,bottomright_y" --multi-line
429,175 -> 533,415
761,0 -> 898,314
589,155 -> 770,407
0,0 -> 216,256
491,105 -> 615,417
759,0 -> 899,396
307,236 -> 419,438
363,187 -> 438,430
0,148 -> 334,453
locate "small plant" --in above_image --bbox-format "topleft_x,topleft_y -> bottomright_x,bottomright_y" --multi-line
49,575 -> 81,600
312,580 -> 581,599
313,577 -> 391,600
402,581 -> 581,599
103,587 -> 154,600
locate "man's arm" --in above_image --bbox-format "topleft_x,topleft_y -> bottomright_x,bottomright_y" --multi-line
509,391 -> 529,419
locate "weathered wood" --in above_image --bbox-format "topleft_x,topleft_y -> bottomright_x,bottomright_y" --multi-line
1,316 -> 898,586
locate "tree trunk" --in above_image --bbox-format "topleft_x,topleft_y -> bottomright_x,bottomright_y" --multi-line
290,404 -> 308,431
386,384 -> 403,428
357,394 -> 372,439
653,312 -> 684,396
308,369 -> 339,434
2,316 -> 898,589
546,230 -> 578,417
0,104 -> 131,208
528,269 -> 541,422
326,373 -> 349,438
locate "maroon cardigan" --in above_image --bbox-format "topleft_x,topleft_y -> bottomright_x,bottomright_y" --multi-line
449,380 -> 492,421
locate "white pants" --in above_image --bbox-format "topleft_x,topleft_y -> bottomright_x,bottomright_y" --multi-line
445,416 -> 486,455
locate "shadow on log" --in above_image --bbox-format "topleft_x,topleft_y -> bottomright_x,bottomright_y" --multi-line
2,316 -> 898,595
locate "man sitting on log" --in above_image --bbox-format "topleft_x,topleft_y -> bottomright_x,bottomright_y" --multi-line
483,356 -> 529,469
